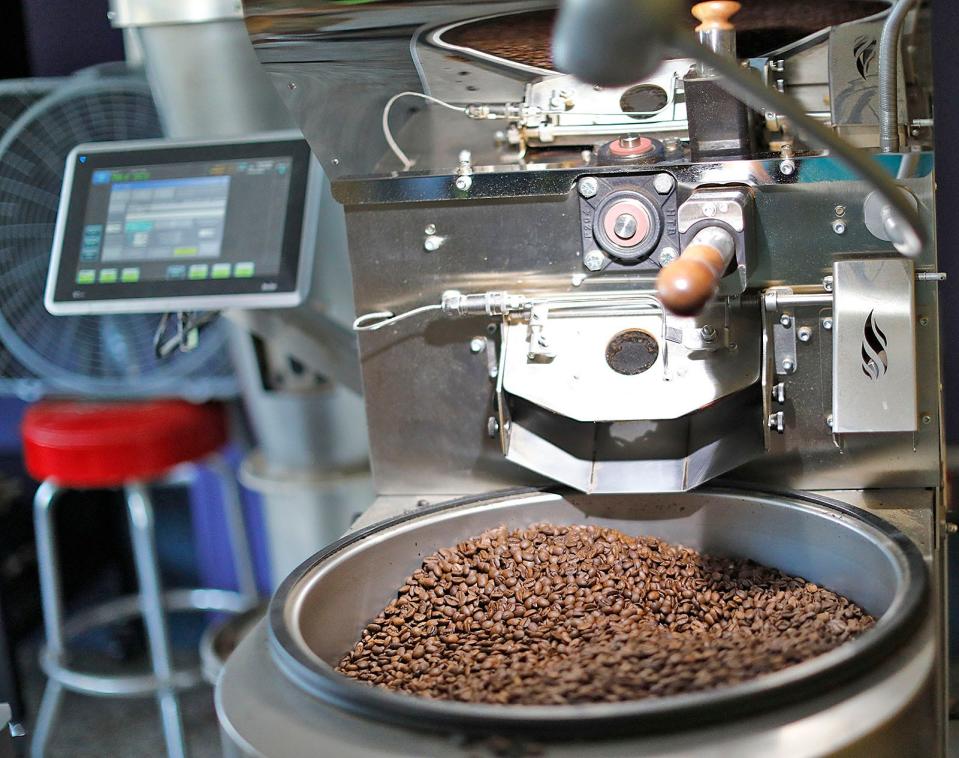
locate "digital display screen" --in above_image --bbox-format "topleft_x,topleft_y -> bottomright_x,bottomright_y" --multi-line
49,137 -> 313,312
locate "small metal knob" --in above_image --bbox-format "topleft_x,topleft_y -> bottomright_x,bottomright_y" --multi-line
767,411 -> 785,434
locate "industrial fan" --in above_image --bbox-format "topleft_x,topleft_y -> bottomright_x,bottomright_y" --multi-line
0,69 -> 236,400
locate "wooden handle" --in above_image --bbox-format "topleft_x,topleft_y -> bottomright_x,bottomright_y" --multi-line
691,1 -> 741,31
656,243 -> 726,317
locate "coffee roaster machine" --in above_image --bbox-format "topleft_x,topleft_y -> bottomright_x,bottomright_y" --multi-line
204,0 -> 946,754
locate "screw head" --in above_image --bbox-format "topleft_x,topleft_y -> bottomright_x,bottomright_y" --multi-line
470,337 -> 486,354
831,219 -> 847,235
658,247 -> 679,266
702,202 -> 717,217
826,414 -> 833,429
822,317 -> 833,330
287,81 -> 297,90
781,358 -> 795,373
779,159 -> 796,176
919,316 -> 929,326
424,224 -> 437,235
822,275 -> 834,292
578,177 -> 599,199
834,204 -> 846,217
454,174 -> 473,192
653,173 -> 674,194
797,326 -> 813,342
700,325 -> 717,342
487,417 -> 500,438
779,313 -> 793,328
424,235 -> 444,252
921,414 -> 932,425
583,250 -> 606,271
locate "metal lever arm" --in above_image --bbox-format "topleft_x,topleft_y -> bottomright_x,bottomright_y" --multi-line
656,226 -> 735,316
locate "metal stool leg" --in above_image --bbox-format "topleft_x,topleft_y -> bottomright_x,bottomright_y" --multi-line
31,480 -> 64,758
206,456 -> 258,604
125,484 -> 188,758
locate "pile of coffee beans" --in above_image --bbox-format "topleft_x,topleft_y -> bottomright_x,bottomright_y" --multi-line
337,524 -> 874,704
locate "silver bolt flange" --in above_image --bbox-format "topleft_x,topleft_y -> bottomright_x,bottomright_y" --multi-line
779,313 -> 793,328
834,205 -> 846,217
700,325 -> 717,342
659,247 -> 679,266
772,383 -> 786,404
578,177 -> 599,199
454,174 -> 473,192
781,358 -> 795,373
797,326 -> 813,342
470,337 -> 486,354
768,411 -> 785,434
822,317 -> 833,331
653,173 -> 674,194
831,219 -> 847,235
583,250 -> 606,271
424,235 -> 444,252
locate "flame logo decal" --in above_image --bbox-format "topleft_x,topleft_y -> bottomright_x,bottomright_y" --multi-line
854,36 -> 878,80
861,310 -> 889,381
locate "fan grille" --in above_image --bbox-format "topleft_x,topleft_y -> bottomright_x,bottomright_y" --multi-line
0,75 -> 236,399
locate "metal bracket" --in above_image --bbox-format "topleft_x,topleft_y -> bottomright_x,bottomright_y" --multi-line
526,303 -> 556,361
773,310 -> 797,375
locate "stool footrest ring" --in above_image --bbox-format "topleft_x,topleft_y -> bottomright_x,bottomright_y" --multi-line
40,588 -> 257,698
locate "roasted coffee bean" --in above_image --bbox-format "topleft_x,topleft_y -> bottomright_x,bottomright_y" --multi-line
336,525 -> 874,705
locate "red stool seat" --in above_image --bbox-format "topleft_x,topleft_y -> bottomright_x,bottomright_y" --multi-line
22,400 -> 228,488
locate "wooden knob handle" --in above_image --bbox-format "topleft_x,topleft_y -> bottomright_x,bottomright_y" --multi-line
691,1 -> 741,31
656,243 -> 726,317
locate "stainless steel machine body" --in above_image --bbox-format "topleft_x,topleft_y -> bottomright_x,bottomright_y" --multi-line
217,1 -> 946,754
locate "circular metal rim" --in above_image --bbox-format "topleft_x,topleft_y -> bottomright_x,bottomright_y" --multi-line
268,486 -> 928,740
592,190 -> 663,262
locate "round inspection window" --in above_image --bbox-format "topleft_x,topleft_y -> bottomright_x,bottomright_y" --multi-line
605,329 -> 660,376
620,84 -> 669,120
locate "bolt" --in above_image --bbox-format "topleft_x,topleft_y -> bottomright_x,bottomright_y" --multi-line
834,205 -> 846,217
700,325 -> 717,342
584,250 -> 606,271
416,499 -> 430,508
797,326 -> 813,342
424,235 -> 444,252
779,159 -> 796,176
826,414 -> 834,429
659,247 -> 679,266
613,213 -> 638,239
831,219 -> 847,235
287,81 -> 296,90
571,273 -> 586,287
702,202 -> 717,217
772,382 -> 786,404
781,358 -> 794,373
470,337 -> 486,354
653,173 -> 674,194
919,316 -> 929,326
921,414 -> 932,425
454,174 -> 473,192
424,224 -> 437,235
767,412 -> 785,434
779,313 -> 793,328
578,177 -> 599,198
487,417 -> 500,438
822,275 -> 834,292
822,317 -> 833,330
946,522 -> 959,535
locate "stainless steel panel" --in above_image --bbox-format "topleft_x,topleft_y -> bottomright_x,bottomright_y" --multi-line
832,257 -> 917,433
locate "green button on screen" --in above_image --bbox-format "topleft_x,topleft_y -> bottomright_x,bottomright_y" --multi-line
188,264 -> 209,280
211,263 -> 231,279
120,268 -> 140,283
99,269 -> 118,284
76,270 -> 95,285
234,262 -> 255,278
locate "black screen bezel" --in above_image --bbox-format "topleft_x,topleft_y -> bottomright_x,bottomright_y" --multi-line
52,138 -> 312,305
